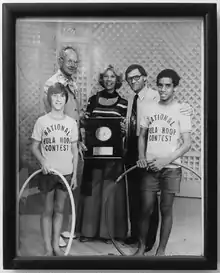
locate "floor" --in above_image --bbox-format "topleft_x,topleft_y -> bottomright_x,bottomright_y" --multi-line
18,193 -> 203,257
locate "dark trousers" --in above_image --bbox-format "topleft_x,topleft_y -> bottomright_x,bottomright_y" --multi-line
125,137 -> 159,248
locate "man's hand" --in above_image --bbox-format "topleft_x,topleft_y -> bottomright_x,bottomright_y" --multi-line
78,141 -> 87,159
179,103 -> 193,116
120,118 -> 127,135
148,157 -> 171,172
70,175 -> 77,191
79,112 -> 90,127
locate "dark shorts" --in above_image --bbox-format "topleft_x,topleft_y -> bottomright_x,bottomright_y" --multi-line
140,168 -> 182,194
38,173 -> 73,193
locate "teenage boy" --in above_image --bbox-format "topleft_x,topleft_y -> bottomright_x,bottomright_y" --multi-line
32,82 -> 78,255
137,69 -> 192,256
124,64 -> 192,252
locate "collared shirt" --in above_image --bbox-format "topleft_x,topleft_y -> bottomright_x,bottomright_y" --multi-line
136,85 -> 159,136
43,69 -> 80,123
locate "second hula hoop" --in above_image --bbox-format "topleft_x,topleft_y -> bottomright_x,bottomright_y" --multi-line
105,162 -> 201,256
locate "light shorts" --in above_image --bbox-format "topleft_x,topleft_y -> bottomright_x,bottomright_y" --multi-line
38,173 -> 73,193
140,167 -> 182,194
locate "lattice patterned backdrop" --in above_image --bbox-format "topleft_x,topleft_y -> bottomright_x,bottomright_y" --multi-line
17,19 -> 202,191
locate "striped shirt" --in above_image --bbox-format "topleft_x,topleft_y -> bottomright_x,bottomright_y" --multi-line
86,90 -> 128,118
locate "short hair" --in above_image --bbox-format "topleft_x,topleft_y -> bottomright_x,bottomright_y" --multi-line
125,64 -> 148,82
47,82 -> 69,106
57,46 -> 78,67
156,69 -> 181,87
98,65 -> 123,90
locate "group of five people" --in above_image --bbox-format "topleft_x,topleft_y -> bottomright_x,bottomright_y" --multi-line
30,46 -> 192,256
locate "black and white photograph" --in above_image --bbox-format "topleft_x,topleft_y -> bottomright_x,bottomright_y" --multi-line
2,2 -> 217,271
17,16 -> 204,257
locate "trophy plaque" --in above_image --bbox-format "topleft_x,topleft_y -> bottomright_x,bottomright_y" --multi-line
84,117 -> 123,159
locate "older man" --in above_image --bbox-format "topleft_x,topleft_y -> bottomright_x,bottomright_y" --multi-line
43,46 -> 85,247
44,46 -> 80,123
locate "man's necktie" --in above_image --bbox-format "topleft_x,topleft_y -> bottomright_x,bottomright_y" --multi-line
130,94 -> 139,137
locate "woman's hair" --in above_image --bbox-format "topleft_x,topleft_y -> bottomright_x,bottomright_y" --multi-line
98,65 -> 123,90
156,69 -> 181,87
47,82 -> 69,106
125,64 -> 148,82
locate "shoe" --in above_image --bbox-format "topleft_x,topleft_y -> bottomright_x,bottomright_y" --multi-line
145,245 -> 154,253
79,236 -> 94,242
59,236 -> 67,248
61,231 -> 77,239
123,237 -> 138,245
102,239 -> 112,244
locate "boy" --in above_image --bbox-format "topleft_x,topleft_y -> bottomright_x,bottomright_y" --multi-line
31,82 -> 78,256
137,69 -> 192,256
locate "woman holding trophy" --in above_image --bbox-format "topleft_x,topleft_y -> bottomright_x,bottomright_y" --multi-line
77,65 -> 128,244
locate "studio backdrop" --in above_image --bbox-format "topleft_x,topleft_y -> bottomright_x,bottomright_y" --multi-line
17,19 -> 202,198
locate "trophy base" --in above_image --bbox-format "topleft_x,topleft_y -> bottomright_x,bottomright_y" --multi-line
93,147 -> 113,156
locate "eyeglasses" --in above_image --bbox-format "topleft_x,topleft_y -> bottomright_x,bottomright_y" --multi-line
127,75 -> 142,83
66,60 -> 79,67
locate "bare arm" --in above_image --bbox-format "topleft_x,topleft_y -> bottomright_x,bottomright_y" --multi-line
137,127 -> 148,168
31,139 -> 51,174
43,92 -> 51,113
70,141 -> 78,190
148,132 -> 191,171
167,132 -> 191,163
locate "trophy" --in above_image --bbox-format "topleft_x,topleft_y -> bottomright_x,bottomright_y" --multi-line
84,117 -> 124,159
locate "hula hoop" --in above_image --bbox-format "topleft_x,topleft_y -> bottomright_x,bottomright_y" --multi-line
19,169 -> 76,256
105,162 -> 201,256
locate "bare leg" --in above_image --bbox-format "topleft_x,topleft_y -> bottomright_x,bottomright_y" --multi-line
135,191 -> 157,256
52,189 -> 68,256
156,191 -> 175,256
41,190 -> 55,256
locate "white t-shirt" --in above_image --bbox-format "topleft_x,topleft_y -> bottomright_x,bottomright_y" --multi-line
140,101 -> 191,168
32,114 -> 78,175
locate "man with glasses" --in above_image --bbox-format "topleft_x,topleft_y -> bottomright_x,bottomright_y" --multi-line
124,64 -> 192,254
44,46 -> 80,123
43,46 -> 85,248
124,64 -> 159,252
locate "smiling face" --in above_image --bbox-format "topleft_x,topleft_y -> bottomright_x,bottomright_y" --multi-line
103,69 -> 117,92
50,92 -> 66,111
157,77 -> 175,103
61,49 -> 78,76
127,68 -> 146,94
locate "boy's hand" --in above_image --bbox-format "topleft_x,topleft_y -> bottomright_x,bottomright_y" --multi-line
41,160 -> 52,174
148,157 -> 171,171
179,103 -> 193,116
71,175 -> 77,191
137,158 -> 148,168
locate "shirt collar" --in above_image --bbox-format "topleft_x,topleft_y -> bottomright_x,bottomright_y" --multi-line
137,85 -> 149,101
57,69 -> 75,82
57,69 -> 78,95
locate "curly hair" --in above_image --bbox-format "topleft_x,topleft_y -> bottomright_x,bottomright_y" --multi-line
98,65 -> 123,90
156,69 -> 181,87
47,82 -> 69,106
